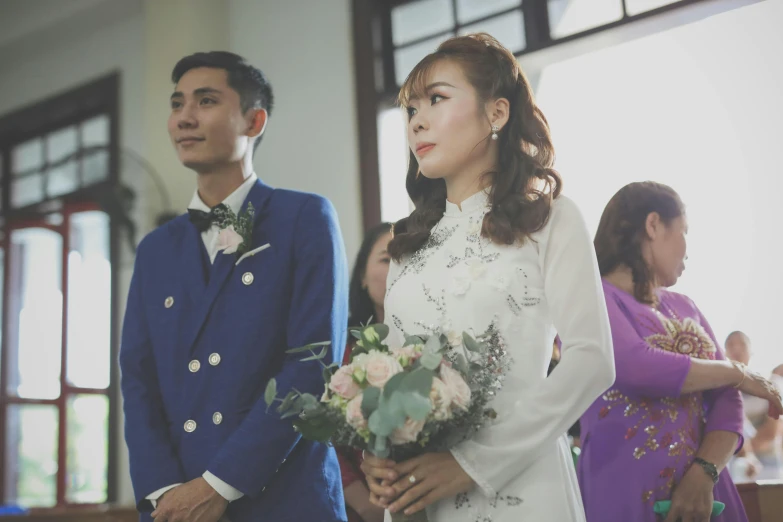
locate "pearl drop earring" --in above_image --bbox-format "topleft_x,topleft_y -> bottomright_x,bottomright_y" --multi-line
491,125 -> 499,140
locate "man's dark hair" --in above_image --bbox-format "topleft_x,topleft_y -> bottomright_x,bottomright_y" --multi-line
172,51 -> 274,153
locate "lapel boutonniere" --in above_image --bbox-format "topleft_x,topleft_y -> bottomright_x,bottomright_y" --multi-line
213,203 -> 255,258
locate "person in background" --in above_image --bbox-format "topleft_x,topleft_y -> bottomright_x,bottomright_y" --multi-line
338,223 -> 393,522
725,331 -> 765,481
579,181 -> 783,522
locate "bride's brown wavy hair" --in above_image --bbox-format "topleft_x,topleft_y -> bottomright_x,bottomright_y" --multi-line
387,33 -> 562,261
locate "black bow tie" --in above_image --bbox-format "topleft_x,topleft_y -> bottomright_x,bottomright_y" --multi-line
188,203 -> 228,232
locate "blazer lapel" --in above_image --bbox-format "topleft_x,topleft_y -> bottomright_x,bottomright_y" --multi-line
183,180 -> 274,353
178,219 -> 208,304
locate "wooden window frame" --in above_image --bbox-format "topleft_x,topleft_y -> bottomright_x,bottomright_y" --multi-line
0,73 -> 121,507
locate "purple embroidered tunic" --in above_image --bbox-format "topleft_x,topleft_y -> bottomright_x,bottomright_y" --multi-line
578,280 -> 748,522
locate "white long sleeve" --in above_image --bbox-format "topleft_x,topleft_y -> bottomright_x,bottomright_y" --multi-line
449,196 -> 615,497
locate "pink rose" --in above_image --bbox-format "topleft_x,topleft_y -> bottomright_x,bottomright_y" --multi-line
363,351 -> 403,388
345,395 -> 367,430
440,365 -> 471,410
217,225 -> 244,255
329,365 -> 361,400
389,417 -> 425,445
430,377 -> 453,421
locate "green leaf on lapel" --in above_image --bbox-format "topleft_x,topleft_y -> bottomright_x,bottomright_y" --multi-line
286,341 -> 331,354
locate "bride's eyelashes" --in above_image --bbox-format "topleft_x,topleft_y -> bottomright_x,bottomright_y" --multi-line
405,93 -> 449,118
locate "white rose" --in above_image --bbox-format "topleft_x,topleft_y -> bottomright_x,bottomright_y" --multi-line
216,225 -> 244,255
329,365 -> 361,400
364,350 -> 403,388
440,364 -> 471,410
389,417 -> 425,445
345,394 -> 367,430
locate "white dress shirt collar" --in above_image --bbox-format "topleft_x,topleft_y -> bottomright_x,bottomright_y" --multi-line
187,172 -> 258,215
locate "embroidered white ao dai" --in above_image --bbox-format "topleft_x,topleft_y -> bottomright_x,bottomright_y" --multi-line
383,191 -> 615,522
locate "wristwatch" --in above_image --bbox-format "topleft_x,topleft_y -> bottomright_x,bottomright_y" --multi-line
692,457 -> 720,484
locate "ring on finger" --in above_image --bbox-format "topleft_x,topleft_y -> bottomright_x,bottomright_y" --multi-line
409,475 -> 417,484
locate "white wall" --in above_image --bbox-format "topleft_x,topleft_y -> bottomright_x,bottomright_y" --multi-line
229,0 -> 363,262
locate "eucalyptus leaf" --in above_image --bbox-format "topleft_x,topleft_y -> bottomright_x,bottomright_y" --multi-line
361,387 -> 381,418
463,332 -> 485,353
264,379 -> 277,408
368,410 -> 395,436
300,394 -> 320,411
425,333 -> 443,355
453,353 -> 469,374
350,329 -> 363,340
300,346 -> 328,362
373,323 -> 390,342
277,391 -> 298,414
286,341 -> 331,354
382,372 -> 406,398
322,366 -> 334,384
404,334 -> 425,346
403,367 -> 434,396
401,392 -> 432,421
420,350 -> 442,371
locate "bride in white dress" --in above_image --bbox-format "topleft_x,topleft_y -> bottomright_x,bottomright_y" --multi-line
360,33 -> 616,522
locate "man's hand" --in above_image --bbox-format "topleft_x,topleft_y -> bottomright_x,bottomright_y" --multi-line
151,477 -> 228,522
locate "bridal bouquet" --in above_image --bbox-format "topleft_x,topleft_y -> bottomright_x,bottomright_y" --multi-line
265,322 -> 511,521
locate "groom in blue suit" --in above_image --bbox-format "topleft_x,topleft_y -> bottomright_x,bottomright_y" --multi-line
120,51 -> 348,522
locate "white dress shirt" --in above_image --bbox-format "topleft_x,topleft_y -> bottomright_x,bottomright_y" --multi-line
146,173 -> 257,507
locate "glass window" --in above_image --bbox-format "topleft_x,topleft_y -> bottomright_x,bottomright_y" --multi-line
394,34 -> 454,86
455,0 -> 520,24
626,0 -> 679,16
4,404 -> 59,507
12,138 -> 43,175
392,0 -> 454,46
547,0 -> 623,39
66,395 -> 109,503
458,10 -> 526,53
66,211 -> 111,389
7,227 -> 63,400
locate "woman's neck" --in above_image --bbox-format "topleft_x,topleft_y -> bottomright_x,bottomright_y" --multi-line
444,171 -> 491,210
605,265 -> 652,298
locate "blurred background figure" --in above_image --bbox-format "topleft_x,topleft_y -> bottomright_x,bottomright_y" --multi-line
726,332 -> 783,482
337,222 -> 392,522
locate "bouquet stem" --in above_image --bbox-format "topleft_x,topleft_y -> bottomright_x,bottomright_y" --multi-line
390,510 -> 429,522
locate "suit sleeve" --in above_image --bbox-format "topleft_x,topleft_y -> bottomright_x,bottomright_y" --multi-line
206,195 -> 349,497
119,238 -> 187,512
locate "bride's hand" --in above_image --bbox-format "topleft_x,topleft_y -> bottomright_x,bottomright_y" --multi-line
385,452 -> 475,517
360,452 -> 399,509
737,365 -> 783,419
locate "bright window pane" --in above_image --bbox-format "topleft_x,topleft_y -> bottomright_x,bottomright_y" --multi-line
547,0 -> 623,39
12,138 -> 43,175
81,150 -> 109,185
67,211 -> 111,389
81,114 -> 110,147
4,404 -> 58,507
8,228 -> 63,399
47,126 -> 78,163
47,161 -> 79,198
392,0 -> 454,46
378,108 -> 412,223
12,173 -> 45,208
395,34 -> 453,86
66,395 -> 109,503
626,0 -> 678,16
458,10 -> 526,53
456,0 -> 520,24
